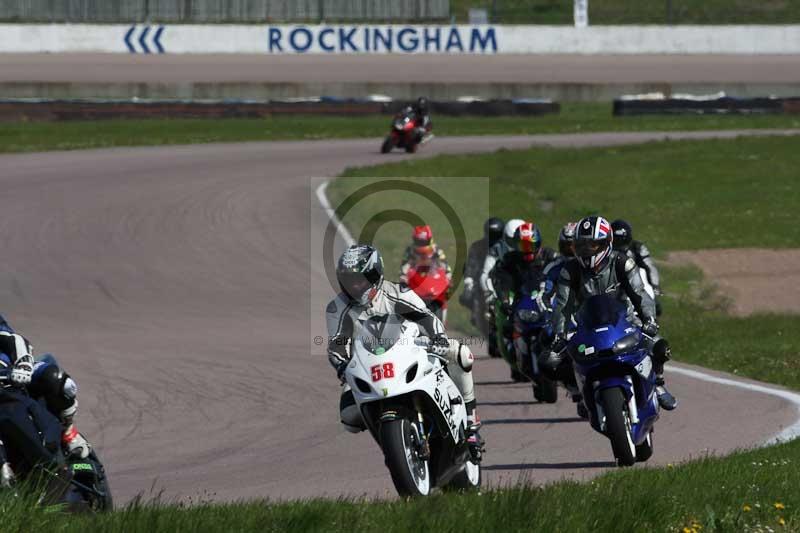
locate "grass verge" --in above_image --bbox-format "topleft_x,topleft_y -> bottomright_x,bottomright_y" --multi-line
1,104 -> 799,154
6,439 -> 800,532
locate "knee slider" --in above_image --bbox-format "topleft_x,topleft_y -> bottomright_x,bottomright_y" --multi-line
456,343 -> 474,372
339,389 -> 365,433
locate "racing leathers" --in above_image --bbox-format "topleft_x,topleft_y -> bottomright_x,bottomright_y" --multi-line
399,245 -> 452,285
550,252 -> 677,410
325,280 -> 483,454
0,316 -> 91,465
624,240 -> 663,315
460,237 -> 492,334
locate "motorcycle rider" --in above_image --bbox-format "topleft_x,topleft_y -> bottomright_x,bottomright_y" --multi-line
611,219 -> 663,316
539,222 -> 578,307
412,97 -> 432,142
546,216 -> 678,411
491,222 -> 555,378
0,317 -> 91,464
399,225 -> 452,285
479,218 -> 524,357
460,217 -> 504,335
326,244 -> 484,459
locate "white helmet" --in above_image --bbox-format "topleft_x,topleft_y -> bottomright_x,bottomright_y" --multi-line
503,219 -> 525,247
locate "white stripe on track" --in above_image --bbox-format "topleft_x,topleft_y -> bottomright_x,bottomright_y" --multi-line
316,176 -> 800,448
315,180 -> 354,247
668,365 -> 800,445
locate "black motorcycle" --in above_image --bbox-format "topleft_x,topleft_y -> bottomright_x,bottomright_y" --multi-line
0,366 -> 112,511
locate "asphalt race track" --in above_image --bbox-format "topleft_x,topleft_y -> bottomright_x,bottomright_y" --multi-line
1,130 -> 798,503
2,54 -> 800,84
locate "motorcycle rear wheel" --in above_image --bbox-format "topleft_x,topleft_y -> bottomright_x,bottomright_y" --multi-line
405,142 -> 418,153
600,388 -> 636,467
447,458 -> 481,491
381,418 -> 431,497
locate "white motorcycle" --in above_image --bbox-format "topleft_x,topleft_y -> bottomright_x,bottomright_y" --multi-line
343,317 -> 480,496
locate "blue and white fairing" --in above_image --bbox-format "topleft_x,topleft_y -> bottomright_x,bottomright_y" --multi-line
569,294 -> 659,445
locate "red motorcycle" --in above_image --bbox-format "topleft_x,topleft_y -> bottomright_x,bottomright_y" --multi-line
380,107 -> 431,154
406,261 -> 451,324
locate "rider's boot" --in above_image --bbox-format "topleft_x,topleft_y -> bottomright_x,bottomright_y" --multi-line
655,375 -> 678,411
465,401 -> 485,462
61,403 -> 91,459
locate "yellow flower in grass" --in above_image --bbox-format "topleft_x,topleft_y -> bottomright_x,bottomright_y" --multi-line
743,505 -> 752,512
778,517 -> 786,526
775,502 -> 786,510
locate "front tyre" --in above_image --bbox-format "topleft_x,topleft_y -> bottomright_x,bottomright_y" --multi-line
636,431 -> 654,463
600,388 -> 636,467
533,374 -> 558,404
381,136 -> 394,153
380,418 -> 430,497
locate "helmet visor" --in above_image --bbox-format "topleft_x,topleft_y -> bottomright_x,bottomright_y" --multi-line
339,272 -> 375,302
575,239 -> 606,259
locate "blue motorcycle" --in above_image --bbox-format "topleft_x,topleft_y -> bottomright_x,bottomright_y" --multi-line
568,294 -> 659,466
514,284 -> 558,403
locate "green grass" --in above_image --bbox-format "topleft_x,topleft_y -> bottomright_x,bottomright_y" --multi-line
5,439 -> 799,532
452,0 -> 800,24
2,105 -> 799,153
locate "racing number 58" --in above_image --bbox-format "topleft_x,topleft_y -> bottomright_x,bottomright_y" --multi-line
371,363 -> 395,382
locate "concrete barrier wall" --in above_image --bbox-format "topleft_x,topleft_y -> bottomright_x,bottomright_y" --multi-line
3,24 -> 800,54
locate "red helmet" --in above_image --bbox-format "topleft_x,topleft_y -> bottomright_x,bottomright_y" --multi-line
412,225 -> 433,247
514,222 -> 542,262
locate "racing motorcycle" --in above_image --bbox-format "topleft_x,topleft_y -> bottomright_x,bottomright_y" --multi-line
406,261 -> 451,324
514,286 -> 558,403
343,318 -> 480,497
380,107 -> 432,154
0,355 -> 112,511
567,295 -> 659,466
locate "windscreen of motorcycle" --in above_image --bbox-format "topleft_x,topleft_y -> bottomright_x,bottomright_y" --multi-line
356,315 -> 416,355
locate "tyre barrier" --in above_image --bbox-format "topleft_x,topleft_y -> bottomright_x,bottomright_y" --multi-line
0,97 -> 559,121
613,93 -> 800,116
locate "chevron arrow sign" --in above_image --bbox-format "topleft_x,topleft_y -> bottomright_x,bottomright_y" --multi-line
124,25 -> 165,54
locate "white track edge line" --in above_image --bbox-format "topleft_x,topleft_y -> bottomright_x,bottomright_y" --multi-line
315,179 -> 354,247
668,365 -> 800,445
316,176 -> 800,448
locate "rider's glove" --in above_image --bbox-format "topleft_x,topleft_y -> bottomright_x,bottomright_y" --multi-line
642,318 -> 659,337
10,355 -> 34,386
428,333 -> 450,356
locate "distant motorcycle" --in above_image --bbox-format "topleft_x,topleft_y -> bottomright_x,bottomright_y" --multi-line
567,295 -> 659,466
343,318 -> 480,496
406,261 -> 451,324
0,355 -> 112,511
380,107 -> 432,154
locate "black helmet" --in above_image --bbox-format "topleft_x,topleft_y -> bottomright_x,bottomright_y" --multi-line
483,217 -> 504,245
575,216 -> 613,272
611,219 -> 633,252
336,244 -> 384,305
558,222 -> 577,257
416,97 -> 428,113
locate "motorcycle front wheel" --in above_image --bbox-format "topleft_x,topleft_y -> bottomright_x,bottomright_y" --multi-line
381,136 -> 394,153
600,387 -> 636,467
381,418 -> 431,496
